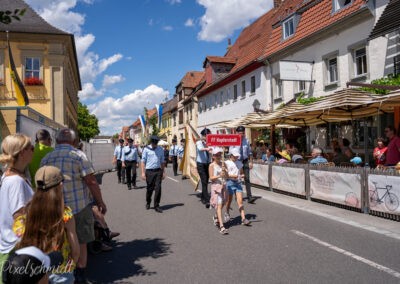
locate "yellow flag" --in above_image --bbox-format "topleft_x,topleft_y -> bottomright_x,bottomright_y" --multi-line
8,41 -> 29,106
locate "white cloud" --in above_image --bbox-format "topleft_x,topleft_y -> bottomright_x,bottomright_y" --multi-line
196,0 -> 273,42
102,75 -> 125,88
185,18 -> 195,27
88,85 -> 169,135
26,0 -> 123,91
166,0 -> 182,4
162,25 -> 174,31
79,82 -> 104,101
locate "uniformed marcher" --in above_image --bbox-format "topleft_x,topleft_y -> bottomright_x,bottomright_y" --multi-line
229,126 -> 256,203
169,138 -> 179,176
196,128 -> 212,208
122,138 -> 139,190
141,135 -> 166,213
112,139 -> 125,184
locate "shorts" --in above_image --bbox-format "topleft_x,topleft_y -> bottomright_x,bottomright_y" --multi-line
226,180 -> 243,195
74,205 -> 95,244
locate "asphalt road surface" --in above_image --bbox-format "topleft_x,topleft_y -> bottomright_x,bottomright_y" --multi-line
87,167 -> 400,283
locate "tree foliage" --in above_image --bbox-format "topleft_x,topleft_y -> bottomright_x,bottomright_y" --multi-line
0,9 -> 26,24
77,102 -> 100,140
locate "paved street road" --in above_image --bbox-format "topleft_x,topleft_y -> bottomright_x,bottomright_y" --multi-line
87,167 -> 400,283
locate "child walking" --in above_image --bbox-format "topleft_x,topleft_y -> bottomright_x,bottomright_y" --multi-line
209,147 -> 228,235
225,148 -> 251,226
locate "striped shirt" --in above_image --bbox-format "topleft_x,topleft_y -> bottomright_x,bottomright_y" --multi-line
40,144 -> 95,214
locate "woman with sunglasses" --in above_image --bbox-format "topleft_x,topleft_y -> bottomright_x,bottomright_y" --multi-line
0,134 -> 35,281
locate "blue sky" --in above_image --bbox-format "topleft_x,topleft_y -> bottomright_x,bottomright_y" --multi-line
25,0 -> 273,135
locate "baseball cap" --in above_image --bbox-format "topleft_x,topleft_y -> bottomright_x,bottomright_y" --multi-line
118,139 -> 124,143
350,156 -> 362,165
127,138 -> 133,143
212,147 -> 224,155
2,246 -> 63,284
35,166 -> 70,191
229,148 -> 241,158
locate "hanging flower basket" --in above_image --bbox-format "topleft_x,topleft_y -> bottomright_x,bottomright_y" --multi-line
24,77 -> 43,86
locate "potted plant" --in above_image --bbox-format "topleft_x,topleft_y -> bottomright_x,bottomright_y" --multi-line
24,77 -> 43,86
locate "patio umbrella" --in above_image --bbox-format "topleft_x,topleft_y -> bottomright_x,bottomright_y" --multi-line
158,139 -> 169,146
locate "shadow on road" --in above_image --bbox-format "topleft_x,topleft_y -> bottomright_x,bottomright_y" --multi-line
87,238 -> 171,283
228,214 -> 258,227
160,203 -> 184,211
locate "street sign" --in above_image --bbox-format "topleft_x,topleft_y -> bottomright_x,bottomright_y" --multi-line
206,134 -> 242,146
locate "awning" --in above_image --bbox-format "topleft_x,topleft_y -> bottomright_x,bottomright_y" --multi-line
238,88 -> 400,127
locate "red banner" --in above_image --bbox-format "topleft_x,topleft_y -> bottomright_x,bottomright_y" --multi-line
206,134 -> 241,146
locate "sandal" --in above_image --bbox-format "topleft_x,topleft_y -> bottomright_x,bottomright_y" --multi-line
212,215 -> 219,227
241,218 -> 251,226
219,226 -> 228,235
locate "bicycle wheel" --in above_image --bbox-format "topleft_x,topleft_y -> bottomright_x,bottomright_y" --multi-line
369,190 -> 378,207
384,193 -> 399,212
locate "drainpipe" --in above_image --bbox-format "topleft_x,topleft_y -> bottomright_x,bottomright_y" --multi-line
264,59 -> 276,153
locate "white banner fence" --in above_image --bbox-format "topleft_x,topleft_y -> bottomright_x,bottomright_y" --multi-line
250,162 -> 400,220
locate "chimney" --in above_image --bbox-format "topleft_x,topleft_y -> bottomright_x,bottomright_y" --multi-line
274,0 -> 282,8
227,38 -> 232,51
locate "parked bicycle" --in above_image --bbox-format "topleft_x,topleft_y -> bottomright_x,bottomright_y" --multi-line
369,182 -> 399,212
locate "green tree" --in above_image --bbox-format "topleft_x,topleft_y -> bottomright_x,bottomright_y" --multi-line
77,102 -> 100,140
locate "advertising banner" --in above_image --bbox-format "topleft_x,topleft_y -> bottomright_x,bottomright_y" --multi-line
368,174 -> 400,214
279,60 -> 313,81
206,134 -> 241,146
272,166 -> 306,196
310,170 -> 362,208
250,163 -> 269,187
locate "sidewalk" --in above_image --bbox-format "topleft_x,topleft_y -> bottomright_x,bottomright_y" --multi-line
251,186 -> 400,241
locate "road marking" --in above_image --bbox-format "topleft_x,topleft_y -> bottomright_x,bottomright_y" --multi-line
291,230 -> 400,280
167,176 -> 179,183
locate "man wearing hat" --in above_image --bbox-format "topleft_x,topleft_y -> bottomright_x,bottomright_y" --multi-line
122,138 -> 139,190
113,138 -> 125,184
141,135 -> 166,213
229,126 -> 256,204
196,128 -> 212,208
169,138 -> 179,176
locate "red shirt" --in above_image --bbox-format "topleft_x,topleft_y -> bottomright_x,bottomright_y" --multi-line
373,146 -> 387,165
385,136 -> 400,165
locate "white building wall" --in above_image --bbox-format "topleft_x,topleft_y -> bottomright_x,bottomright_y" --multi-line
197,66 -> 267,133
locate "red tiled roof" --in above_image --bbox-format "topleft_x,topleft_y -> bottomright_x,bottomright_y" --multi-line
122,126 -> 130,132
133,119 -> 141,127
203,56 -> 236,67
264,0 -> 368,57
181,71 -> 205,88
147,108 -> 157,118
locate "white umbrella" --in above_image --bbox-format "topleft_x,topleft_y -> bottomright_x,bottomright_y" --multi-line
158,139 -> 169,146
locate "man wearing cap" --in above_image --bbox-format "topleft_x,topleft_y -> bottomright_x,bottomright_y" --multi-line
113,138 -> 125,184
178,139 -> 187,179
229,126 -> 256,204
141,135 -> 166,213
196,128 -> 212,208
169,138 -> 179,176
122,138 -> 139,190
40,128 -> 107,283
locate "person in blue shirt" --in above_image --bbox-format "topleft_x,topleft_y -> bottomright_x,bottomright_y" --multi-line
309,147 -> 328,165
169,138 -> 179,176
122,138 -> 139,190
196,128 -> 212,208
141,135 -> 166,213
261,148 -> 275,163
112,139 -> 125,184
229,126 -> 256,204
